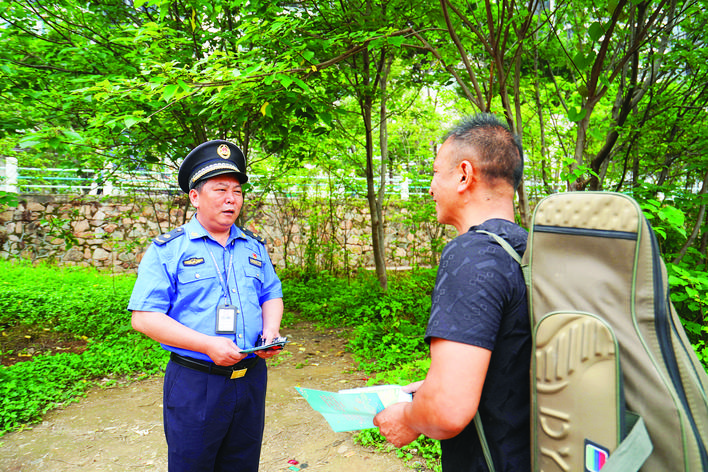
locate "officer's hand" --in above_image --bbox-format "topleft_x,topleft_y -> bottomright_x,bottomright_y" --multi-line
207,337 -> 246,366
255,330 -> 282,360
255,347 -> 281,360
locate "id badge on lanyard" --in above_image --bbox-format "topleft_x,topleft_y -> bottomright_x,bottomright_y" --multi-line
216,304 -> 239,334
206,240 -> 239,334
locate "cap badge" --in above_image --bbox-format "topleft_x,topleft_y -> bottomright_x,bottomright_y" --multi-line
217,144 -> 231,159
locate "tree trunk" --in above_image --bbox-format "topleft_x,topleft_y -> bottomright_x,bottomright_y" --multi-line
533,41 -> 552,196
376,54 -> 395,290
359,49 -> 388,291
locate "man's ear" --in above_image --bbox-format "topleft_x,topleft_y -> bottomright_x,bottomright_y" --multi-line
189,188 -> 199,207
458,160 -> 475,191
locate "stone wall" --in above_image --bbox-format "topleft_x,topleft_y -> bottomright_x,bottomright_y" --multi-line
0,195 -> 447,273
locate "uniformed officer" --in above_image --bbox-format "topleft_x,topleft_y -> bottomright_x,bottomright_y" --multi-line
128,139 -> 284,472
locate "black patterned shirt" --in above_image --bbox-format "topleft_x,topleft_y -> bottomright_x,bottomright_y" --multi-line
425,219 -> 530,472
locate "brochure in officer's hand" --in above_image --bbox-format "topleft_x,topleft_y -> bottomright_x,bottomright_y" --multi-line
240,336 -> 289,353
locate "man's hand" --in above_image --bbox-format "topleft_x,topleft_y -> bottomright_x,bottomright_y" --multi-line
259,299 -> 283,360
376,339 -> 493,444
373,402 -> 420,448
132,311 -> 247,366
206,336 -> 246,365
255,347 -> 281,359
403,380 -> 424,395
254,329 -> 282,360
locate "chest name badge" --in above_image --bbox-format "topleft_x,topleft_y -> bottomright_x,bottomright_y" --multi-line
183,257 -> 205,266
249,256 -> 262,268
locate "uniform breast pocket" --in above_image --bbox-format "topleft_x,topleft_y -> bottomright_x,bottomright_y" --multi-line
243,265 -> 263,295
177,265 -> 219,303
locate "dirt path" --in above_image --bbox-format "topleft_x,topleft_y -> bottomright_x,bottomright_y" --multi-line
0,323 -> 432,472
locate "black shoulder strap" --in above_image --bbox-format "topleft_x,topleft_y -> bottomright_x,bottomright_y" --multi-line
238,226 -> 267,245
153,227 -> 185,246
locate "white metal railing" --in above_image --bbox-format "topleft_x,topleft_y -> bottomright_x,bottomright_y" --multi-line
0,160 -> 431,199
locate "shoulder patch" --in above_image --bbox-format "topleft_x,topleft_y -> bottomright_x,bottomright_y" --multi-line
238,226 -> 266,245
153,227 -> 185,246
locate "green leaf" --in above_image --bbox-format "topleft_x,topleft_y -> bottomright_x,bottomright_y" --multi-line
367,37 -> 385,50
588,126 -> 605,141
567,106 -> 587,122
19,137 -> 42,148
161,84 -> 178,102
277,73 -> 293,89
599,75 -> 611,89
124,116 -> 140,129
589,22 -> 605,42
573,50 -> 596,71
607,0 -> 619,15
291,76 -> 309,91
177,80 -> 191,93
657,205 -> 687,237
0,191 -> 19,208
387,36 -> 406,47
62,130 -> 84,142
318,112 -> 333,125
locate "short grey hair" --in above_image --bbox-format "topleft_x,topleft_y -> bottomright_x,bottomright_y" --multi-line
443,113 -> 524,190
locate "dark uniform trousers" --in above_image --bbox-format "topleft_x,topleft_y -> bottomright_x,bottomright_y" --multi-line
163,355 -> 267,472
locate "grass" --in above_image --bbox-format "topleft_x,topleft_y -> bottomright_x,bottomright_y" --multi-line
0,262 -> 438,428
0,261 -> 443,469
5,259 -> 708,472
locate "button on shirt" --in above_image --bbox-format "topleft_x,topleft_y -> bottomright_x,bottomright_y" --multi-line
128,216 -> 283,362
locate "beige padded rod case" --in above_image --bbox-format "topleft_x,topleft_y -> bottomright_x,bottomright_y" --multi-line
524,192 -> 708,472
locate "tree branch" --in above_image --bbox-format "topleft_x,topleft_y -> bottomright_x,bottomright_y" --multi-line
673,169 -> 708,265
440,0 -> 486,108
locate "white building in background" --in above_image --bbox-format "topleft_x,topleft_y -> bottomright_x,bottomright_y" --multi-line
0,156 -> 18,193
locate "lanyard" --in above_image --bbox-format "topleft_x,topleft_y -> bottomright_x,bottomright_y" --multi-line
203,239 -> 235,306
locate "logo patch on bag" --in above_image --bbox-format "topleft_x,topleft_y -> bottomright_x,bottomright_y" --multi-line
183,257 -> 205,266
584,439 -> 609,472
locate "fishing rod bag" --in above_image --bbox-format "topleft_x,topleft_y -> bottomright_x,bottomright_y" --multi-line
523,191 -> 708,472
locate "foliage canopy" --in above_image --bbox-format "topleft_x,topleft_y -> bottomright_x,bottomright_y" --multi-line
0,0 -> 706,335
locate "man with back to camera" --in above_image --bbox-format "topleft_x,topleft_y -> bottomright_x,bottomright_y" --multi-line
128,140 -> 284,472
373,113 -> 530,471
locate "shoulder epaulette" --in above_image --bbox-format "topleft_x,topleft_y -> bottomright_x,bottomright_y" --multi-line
238,226 -> 267,245
153,227 -> 185,246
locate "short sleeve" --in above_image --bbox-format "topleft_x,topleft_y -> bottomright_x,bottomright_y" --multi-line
425,233 -> 517,350
127,244 -> 176,314
257,244 -> 282,304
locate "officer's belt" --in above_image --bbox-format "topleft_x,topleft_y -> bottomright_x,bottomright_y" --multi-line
170,352 -> 259,379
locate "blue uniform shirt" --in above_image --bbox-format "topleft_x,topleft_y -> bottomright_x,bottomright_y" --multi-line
128,216 -> 283,362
